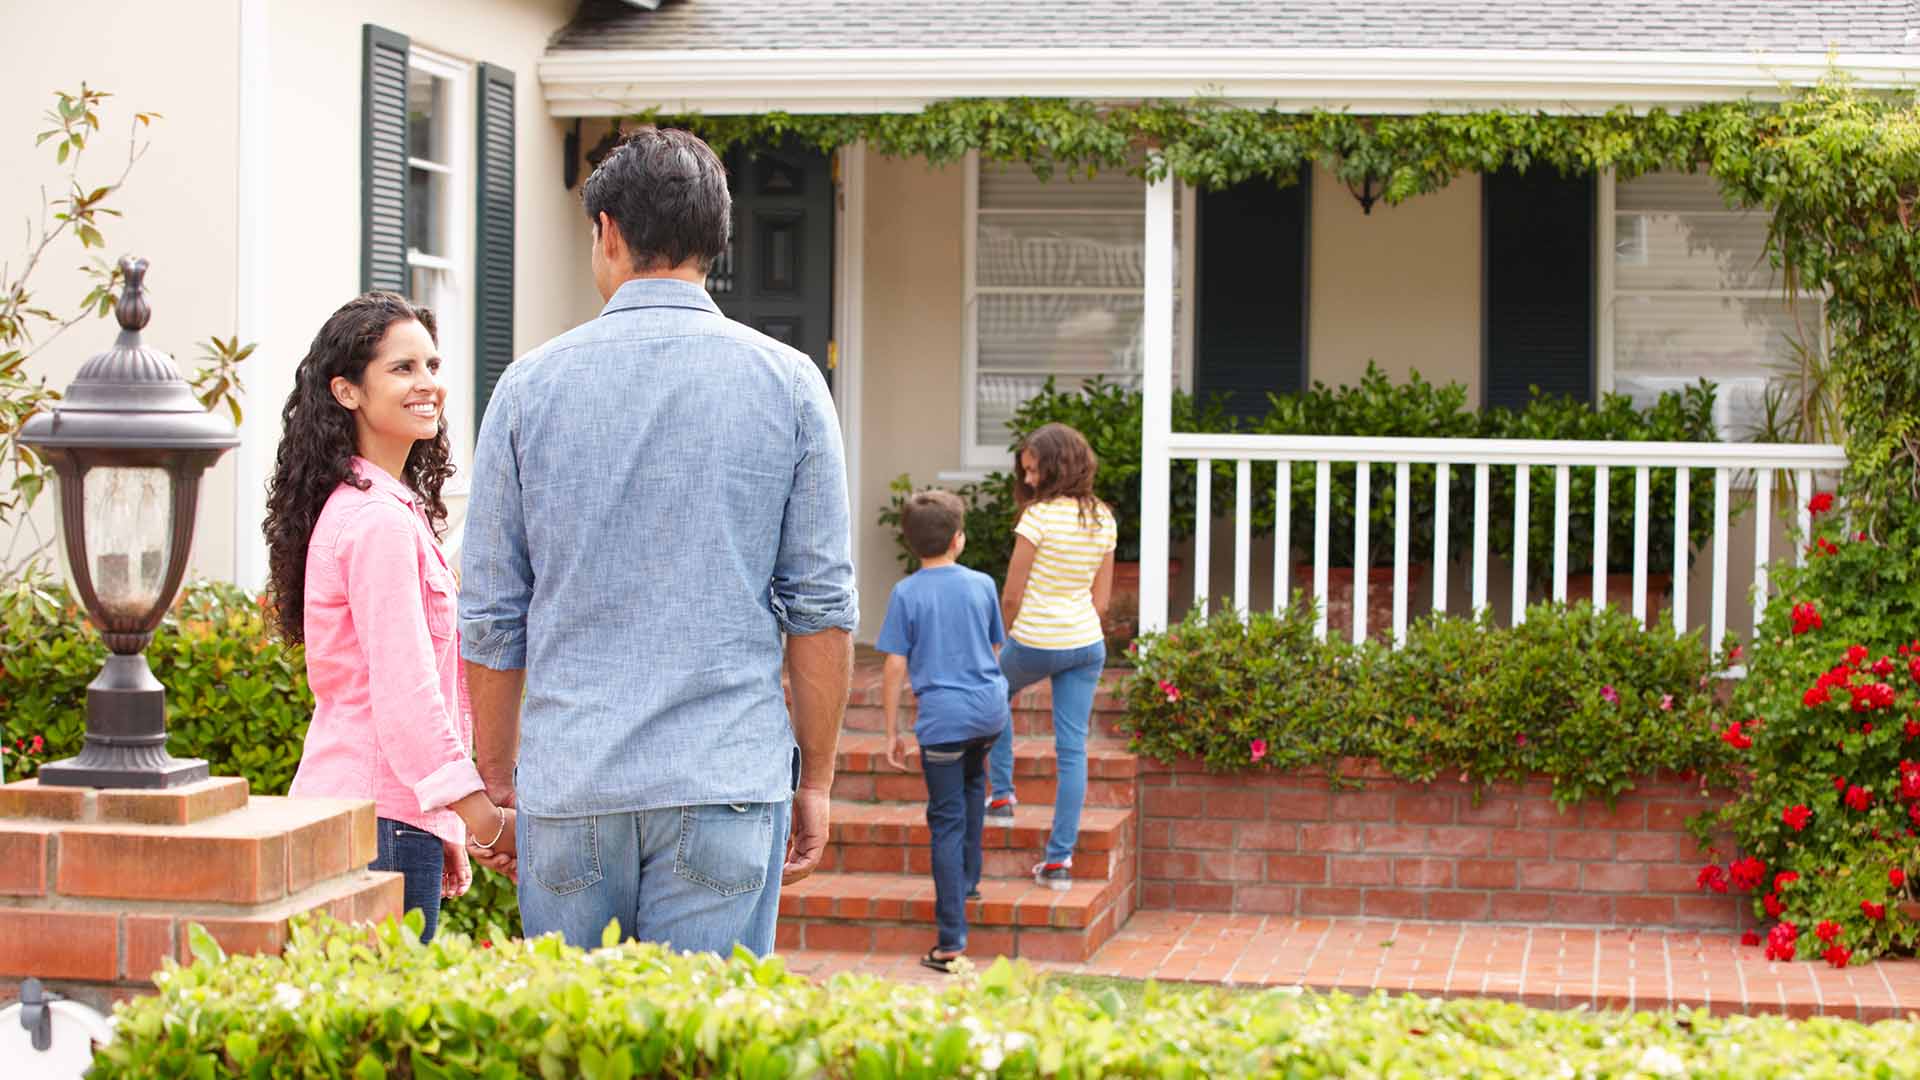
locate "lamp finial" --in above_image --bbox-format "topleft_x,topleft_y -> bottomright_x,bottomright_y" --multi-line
114,255 -> 151,333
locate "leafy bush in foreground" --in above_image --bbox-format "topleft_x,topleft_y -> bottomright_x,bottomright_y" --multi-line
93,916 -> 1920,1079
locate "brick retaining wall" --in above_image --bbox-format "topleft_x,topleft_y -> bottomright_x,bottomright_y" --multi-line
1137,757 -> 1748,930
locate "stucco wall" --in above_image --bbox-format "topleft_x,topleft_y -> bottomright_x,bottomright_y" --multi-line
1306,167 -> 1482,394
0,0 -> 242,581
855,155 -> 968,638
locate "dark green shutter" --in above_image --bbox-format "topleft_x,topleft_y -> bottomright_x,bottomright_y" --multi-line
1195,168 -> 1311,424
1482,167 -> 1594,410
361,25 -> 410,294
474,63 -> 516,427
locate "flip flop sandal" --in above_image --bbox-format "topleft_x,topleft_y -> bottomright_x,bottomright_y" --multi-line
920,949 -> 962,974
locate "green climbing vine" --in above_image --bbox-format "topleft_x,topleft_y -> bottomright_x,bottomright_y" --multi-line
632,79 -> 1920,523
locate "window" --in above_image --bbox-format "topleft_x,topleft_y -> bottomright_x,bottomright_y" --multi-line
403,48 -> 472,466
1600,171 -> 1824,440
962,154 -> 1188,467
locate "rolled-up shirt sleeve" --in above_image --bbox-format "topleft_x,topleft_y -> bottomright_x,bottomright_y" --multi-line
459,366 -> 533,670
338,503 -> 484,813
770,357 -> 859,636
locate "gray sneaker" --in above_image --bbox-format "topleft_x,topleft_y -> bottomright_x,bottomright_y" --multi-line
985,795 -> 1015,821
1032,860 -> 1073,891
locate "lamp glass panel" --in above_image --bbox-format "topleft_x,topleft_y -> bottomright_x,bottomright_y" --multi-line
80,466 -> 174,619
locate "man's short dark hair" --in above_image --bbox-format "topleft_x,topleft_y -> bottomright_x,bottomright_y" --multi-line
581,128 -> 731,273
901,490 -> 966,559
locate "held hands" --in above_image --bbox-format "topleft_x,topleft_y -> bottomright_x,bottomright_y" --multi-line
457,794 -> 518,884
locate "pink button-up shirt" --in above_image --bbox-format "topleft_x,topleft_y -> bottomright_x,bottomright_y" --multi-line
288,458 -> 482,846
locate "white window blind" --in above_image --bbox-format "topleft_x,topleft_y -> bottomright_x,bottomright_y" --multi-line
965,159 -> 1181,464
1608,171 -> 1822,440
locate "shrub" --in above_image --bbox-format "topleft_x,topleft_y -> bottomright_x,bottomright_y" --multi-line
1123,601 -> 1737,808
0,575 -> 525,937
92,915 -> 1920,1079
1700,495 -> 1920,962
876,472 -> 1018,586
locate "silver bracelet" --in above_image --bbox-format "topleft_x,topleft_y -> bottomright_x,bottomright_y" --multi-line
473,806 -> 507,850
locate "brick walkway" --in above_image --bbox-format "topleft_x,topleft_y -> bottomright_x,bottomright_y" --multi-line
782,912 -> 1920,1020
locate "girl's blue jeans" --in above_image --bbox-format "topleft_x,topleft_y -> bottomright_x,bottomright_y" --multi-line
988,638 -> 1106,865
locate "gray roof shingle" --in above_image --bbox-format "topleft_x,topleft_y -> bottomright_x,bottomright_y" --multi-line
551,0 -> 1920,53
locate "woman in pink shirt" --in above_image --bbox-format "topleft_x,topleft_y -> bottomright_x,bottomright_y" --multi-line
264,292 -> 515,941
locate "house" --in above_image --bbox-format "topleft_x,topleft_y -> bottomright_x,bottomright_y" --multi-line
5,0 -> 1907,641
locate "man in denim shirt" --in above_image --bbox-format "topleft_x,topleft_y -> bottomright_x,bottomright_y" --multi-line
458,129 -> 857,956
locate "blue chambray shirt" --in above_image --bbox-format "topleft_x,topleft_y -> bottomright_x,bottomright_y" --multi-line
458,279 -> 858,817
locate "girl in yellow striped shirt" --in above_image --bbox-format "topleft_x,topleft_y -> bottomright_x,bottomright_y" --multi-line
986,423 -> 1117,890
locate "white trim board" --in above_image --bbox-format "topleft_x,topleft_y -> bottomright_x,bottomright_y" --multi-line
834,142 -> 867,578
538,47 -> 1920,117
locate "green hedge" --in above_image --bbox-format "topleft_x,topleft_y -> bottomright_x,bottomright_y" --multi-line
92,916 -> 1920,1079
0,576 -> 524,938
1122,600 -> 1739,808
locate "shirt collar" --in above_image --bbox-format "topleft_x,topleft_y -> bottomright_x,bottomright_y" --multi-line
599,277 -> 722,319
352,456 -> 417,508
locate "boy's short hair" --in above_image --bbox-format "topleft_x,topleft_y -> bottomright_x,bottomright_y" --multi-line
901,489 -> 966,559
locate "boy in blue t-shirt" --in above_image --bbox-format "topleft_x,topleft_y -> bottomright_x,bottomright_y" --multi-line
876,489 -> 1011,974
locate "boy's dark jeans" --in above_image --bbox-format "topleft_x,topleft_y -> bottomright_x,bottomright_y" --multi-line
921,734 -> 997,952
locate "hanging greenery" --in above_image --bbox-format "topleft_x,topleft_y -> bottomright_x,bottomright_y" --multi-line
632,78 -> 1920,523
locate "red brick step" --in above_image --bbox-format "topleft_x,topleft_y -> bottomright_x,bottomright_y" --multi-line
832,733 -> 1137,807
777,871 -> 1135,963
820,802 -> 1133,880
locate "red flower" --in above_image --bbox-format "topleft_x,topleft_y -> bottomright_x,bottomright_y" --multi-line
1891,868 -> 1907,888
1729,857 -> 1766,891
1858,531 -> 1870,542
1816,919 -> 1842,943
1790,602 -> 1823,635
1901,764 -> 1920,801
1911,801 -> 1920,828
1741,930 -> 1761,946
1834,775 -> 1850,792
1782,804 -> 1813,831
27,735 -> 43,755
1249,738 -> 1268,763
1809,492 -> 1834,514
1863,900 -> 1887,920
1721,721 -> 1752,750
1824,944 -> 1853,968
1763,892 -> 1786,917
1847,644 -> 1871,666
479,939 -> 493,949
1159,680 -> 1181,704
1804,685 -> 1832,707
1905,719 -> 1920,740
1765,921 -> 1799,962
1515,733 -> 1528,747
1766,940 -> 1797,962
1697,865 -> 1729,894
1864,722 -> 1876,735
1846,785 -> 1873,812
1774,871 -> 1799,892
1850,683 -> 1897,712
1874,657 -> 1896,678
1910,656 -> 1920,685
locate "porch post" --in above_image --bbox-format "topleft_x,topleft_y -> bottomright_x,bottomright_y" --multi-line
1138,173 -> 1176,634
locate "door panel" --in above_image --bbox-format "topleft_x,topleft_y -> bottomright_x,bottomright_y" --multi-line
714,143 -> 835,388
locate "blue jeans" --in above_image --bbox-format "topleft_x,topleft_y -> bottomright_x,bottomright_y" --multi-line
921,735 -> 995,952
373,818 -> 443,943
989,639 -> 1106,865
517,800 -> 791,956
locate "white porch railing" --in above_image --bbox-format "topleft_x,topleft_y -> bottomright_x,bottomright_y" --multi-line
1140,434 -> 1847,656
1134,175 -> 1849,658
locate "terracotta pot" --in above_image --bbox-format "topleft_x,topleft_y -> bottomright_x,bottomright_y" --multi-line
1565,572 -> 1674,615
1899,898 -> 1920,922
1290,564 -> 1429,642
1103,559 -> 1182,650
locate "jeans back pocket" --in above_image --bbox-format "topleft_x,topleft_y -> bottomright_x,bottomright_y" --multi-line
674,803 -> 773,897
527,815 -> 603,896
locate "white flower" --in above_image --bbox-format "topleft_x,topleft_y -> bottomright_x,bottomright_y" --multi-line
271,983 -> 304,1012
1636,1045 -> 1686,1077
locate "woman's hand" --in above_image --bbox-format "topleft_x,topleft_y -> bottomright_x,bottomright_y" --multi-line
440,837 -> 472,898
468,805 -> 518,883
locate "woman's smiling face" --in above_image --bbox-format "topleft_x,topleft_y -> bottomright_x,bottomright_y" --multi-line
332,317 -> 444,458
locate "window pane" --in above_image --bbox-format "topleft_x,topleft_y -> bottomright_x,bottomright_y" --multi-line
978,215 -> 1146,288
1612,293 -> 1820,438
407,166 -> 445,256
1615,211 -> 1778,291
980,163 -> 1143,212
407,69 -> 447,163
975,294 -> 1181,446
1616,171 -> 1740,214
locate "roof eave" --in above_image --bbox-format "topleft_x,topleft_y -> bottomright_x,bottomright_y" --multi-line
536,46 -> 1920,117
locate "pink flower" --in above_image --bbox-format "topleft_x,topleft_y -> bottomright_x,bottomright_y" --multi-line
1659,694 -> 1674,712
1600,685 -> 1619,705
1249,738 -> 1268,763
1158,680 -> 1181,704
28,735 -> 43,754
1515,733 -> 1528,747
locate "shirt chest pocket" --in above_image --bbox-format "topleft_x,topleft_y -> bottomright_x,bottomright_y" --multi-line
422,568 -> 457,640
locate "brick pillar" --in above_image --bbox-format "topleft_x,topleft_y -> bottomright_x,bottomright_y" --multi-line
0,777 -> 401,1013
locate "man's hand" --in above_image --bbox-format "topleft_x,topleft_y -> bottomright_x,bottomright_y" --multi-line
782,785 -> 831,884
885,734 -> 909,772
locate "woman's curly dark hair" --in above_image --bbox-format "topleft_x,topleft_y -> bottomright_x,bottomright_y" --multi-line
262,292 -> 454,643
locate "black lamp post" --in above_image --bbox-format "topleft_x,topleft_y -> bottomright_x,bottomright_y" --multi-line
21,257 -> 239,789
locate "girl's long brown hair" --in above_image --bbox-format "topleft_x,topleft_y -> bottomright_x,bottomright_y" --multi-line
1013,422 -> 1106,531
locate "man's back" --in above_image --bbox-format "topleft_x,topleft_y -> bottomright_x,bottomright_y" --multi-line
459,278 -> 857,817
